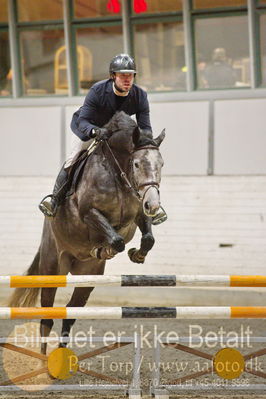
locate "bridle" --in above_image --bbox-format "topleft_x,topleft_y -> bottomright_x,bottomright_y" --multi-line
103,140 -> 160,202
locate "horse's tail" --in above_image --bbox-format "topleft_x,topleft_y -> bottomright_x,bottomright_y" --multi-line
8,250 -> 41,307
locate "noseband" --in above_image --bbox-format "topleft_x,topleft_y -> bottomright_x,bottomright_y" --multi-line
104,141 -> 160,201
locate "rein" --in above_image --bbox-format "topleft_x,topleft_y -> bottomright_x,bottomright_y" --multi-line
103,140 -> 159,201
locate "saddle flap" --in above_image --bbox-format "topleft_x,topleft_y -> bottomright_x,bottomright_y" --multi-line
66,152 -> 89,197
67,140 -> 99,197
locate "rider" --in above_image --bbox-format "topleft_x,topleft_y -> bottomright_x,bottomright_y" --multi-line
39,53 -> 167,225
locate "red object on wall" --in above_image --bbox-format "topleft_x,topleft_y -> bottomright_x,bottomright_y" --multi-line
107,0 -> 147,14
107,0 -> 121,14
134,0 -> 147,13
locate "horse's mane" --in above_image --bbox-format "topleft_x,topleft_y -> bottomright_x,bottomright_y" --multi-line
105,111 -> 136,133
105,111 -> 157,148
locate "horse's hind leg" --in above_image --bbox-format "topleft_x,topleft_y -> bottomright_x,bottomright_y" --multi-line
40,251 -> 72,353
38,228 -> 60,355
59,286 -> 94,347
60,259 -> 105,346
40,287 -> 58,355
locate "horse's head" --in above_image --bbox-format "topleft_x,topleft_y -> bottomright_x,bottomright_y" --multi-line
131,127 -> 165,217
105,111 -> 165,217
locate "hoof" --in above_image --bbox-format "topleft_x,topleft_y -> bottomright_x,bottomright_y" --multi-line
128,248 -> 145,264
102,247 -> 116,260
90,247 -> 116,260
111,236 -> 125,252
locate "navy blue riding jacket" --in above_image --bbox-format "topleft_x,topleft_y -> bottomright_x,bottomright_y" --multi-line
71,79 -> 152,141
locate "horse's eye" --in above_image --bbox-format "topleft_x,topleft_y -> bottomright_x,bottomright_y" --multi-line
134,162 -> 139,168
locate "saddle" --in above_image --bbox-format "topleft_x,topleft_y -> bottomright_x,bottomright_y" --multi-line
66,140 -> 98,198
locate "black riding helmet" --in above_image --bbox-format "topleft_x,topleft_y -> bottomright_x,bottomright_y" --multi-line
109,54 -> 137,74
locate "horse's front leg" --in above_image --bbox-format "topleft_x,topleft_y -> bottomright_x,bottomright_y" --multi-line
128,215 -> 154,264
83,208 -> 125,259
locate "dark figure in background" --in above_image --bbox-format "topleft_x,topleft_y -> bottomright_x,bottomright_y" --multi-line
204,48 -> 237,89
0,68 -> 12,96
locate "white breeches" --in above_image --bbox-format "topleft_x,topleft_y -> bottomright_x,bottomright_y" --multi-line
64,135 -> 93,169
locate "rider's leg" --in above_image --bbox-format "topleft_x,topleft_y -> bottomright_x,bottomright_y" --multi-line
39,135 -> 92,217
38,165 -> 70,217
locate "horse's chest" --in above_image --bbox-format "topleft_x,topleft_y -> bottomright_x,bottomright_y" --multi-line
92,176 -> 135,211
92,186 -> 138,226
103,194 -> 137,223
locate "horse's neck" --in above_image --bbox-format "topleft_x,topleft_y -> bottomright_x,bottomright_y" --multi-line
106,145 -> 131,176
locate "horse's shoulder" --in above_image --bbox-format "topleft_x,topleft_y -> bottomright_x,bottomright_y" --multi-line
83,152 -> 114,185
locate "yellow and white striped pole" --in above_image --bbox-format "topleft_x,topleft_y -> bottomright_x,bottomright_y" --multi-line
0,307 -> 266,319
1,275 -> 266,288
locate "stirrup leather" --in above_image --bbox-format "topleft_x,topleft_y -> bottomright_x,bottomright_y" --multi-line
38,194 -> 57,217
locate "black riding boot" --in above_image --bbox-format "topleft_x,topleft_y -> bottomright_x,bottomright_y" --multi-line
39,166 -> 70,217
151,205 -> 168,225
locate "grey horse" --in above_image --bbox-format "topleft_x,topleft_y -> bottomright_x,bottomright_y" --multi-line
9,111 -> 165,354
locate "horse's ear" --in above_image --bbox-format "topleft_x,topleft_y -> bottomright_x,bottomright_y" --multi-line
132,126 -> 140,146
154,128 -> 166,147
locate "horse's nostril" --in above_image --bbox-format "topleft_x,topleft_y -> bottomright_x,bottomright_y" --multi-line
144,202 -> 150,211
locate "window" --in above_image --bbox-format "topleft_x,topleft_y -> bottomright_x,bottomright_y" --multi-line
20,28 -> 65,95
0,1 -> 10,97
1,0 -> 266,97
17,1 -> 65,96
195,15 -> 250,89
74,0 -> 121,18
133,21 -> 185,91
260,14 -> 266,86
131,0 -> 182,14
0,0 -> 8,23
18,0 -> 63,22
193,0 -> 246,8
72,1 -> 122,94
75,25 -> 123,92
0,31 -> 11,96
131,0 -> 184,92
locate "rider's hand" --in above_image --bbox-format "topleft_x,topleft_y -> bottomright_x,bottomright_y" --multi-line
91,128 -> 110,141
